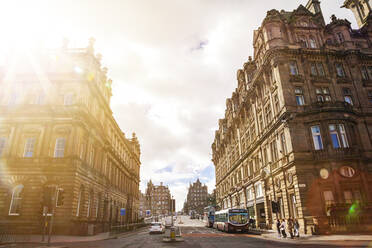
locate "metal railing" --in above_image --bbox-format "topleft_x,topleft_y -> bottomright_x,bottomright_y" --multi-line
110,223 -> 148,235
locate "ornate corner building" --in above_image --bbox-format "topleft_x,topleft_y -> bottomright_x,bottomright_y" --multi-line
183,179 -> 208,215
212,0 -> 372,234
145,181 -> 171,217
0,39 -> 141,235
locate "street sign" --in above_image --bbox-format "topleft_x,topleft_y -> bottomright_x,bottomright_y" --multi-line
120,208 -> 126,216
146,210 -> 151,216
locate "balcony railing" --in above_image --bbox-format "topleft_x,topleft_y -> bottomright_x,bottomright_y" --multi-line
303,101 -> 353,113
312,147 -> 359,161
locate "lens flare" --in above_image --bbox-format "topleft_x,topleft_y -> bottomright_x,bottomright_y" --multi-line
74,66 -> 83,74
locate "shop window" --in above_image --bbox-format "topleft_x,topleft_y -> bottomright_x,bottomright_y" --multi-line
295,87 -> 305,106
289,61 -> 299,75
316,87 -> 331,102
311,125 -> 323,150
343,88 -> 353,105
329,124 -> 349,149
9,185 -> 24,215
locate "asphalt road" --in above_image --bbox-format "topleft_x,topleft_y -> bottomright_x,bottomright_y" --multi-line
2,216 -> 368,248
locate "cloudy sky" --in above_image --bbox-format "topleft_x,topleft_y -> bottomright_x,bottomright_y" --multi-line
0,0 -> 357,210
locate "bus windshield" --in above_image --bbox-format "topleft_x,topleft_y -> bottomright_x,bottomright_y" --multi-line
229,213 -> 248,224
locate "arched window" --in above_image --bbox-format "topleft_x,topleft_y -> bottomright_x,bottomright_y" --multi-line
309,36 -> 317,48
9,185 -> 24,215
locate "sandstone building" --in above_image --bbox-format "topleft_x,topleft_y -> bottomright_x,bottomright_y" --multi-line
212,0 -> 372,234
145,181 -> 171,216
183,179 -> 208,215
0,39 -> 141,235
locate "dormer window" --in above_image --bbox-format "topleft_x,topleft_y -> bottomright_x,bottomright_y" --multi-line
309,37 -> 317,48
299,36 -> 308,48
337,32 -> 345,43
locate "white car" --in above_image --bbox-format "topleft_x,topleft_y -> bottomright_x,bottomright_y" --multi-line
149,222 -> 164,234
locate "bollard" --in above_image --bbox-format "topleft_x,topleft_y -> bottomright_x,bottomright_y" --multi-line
170,227 -> 176,240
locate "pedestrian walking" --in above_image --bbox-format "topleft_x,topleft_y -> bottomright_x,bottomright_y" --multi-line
276,219 -> 281,238
279,219 -> 287,238
287,218 -> 294,239
294,218 -> 300,237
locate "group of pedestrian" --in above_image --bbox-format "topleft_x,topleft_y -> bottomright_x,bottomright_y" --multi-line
276,218 -> 300,239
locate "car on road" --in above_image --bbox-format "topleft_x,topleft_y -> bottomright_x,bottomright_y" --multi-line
149,222 -> 164,234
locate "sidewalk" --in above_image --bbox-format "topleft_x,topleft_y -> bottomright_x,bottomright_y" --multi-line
261,231 -> 372,246
0,232 -> 111,244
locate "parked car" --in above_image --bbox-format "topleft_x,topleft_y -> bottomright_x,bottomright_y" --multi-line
149,222 -> 164,234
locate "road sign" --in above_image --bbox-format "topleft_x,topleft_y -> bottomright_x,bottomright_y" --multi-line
146,210 -> 151,216
120,208 -> 126,216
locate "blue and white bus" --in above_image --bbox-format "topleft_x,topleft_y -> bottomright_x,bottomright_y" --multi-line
203,206 -> 215,228
213,208 -> 249,233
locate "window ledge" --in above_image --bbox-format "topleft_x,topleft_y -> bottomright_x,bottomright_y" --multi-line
8,213 -> 20,216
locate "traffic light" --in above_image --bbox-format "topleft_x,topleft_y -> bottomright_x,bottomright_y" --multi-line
43,187 -> 53,210
271,201 -> 279,213
56,189 -> 64,207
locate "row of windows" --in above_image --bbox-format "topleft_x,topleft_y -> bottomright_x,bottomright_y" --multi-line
294,87 -> 355,106
311,124 -> 349,150
219,132 -> 287,197
289,61 -> 347,78
4,92 -> 75,106
0,137 -> 65,158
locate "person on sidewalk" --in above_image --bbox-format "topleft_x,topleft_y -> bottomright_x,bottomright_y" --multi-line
276,219 -> 281,238
294,218 -> 300,238
287,218 -> 294,239
280,219 -> 287,238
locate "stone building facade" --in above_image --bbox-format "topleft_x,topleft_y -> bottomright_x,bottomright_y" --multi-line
138,192 -> 146,219
183,179 -> 208,215
145,181 -> 171,216
212,0 -> 372,234
0,39 -> 141,235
